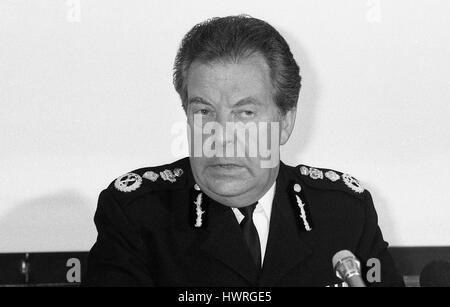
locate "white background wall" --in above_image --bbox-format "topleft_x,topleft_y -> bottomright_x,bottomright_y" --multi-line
0,0 -> 449,252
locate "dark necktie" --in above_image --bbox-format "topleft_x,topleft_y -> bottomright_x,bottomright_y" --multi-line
238,203 -> 261,268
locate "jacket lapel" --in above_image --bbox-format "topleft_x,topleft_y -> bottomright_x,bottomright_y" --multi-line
199,198 -> 260,285
259,162 -> 313,286
171,166 -> 258,285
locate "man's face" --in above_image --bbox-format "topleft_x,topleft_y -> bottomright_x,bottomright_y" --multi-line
185,54 -> 296,207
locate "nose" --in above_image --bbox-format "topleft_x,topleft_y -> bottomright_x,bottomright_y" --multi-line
214,112 -> 234,149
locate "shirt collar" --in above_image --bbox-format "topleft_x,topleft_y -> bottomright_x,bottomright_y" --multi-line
255,181 -> 276,218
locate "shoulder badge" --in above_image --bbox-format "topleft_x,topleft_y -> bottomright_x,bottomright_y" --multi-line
142,171 -> 159,182
113,167 -> 186,193
108,158 -> 191,203
297,164 -> 365,195
114,173 -> 142,192
325,170 -> 340,182
342,173 -> 364,193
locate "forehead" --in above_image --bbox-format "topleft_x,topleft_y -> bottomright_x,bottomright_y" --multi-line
185,54 -> 273,104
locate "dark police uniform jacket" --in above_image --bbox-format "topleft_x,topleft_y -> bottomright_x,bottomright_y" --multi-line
84,157 -> 404,287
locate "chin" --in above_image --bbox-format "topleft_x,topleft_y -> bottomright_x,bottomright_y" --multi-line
205,177 -> 253,197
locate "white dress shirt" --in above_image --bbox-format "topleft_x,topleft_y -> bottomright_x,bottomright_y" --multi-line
231,182 -> 276,267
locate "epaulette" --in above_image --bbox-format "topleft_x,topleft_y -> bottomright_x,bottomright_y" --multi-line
106,158 -> 191,205
295,164 -> 366,199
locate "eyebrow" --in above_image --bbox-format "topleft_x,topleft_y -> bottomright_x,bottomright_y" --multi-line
187,97 -> 213,107
232,97 -> 262,108
187,96 -> 261,107
188,97 -> 209,104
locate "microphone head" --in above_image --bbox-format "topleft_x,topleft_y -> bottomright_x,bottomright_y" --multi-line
420,260 -> 450,287
332,250 -> 357,269
332,250 -> 362,281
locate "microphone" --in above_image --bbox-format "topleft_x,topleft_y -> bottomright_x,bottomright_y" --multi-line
420,260 -> 450,287
332,250 -> 366,287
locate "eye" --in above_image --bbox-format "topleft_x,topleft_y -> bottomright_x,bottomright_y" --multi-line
194,109 -> 211,116
239,110 -> 256,119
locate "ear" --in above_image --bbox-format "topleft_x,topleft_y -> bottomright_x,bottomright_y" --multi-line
280,108 -> 297,145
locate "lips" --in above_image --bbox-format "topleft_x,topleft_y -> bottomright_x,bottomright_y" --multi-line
208,162 -> 246,171
211,163 -> 241,168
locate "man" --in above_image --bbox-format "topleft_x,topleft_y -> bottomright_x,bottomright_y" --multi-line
84,15 -> 404,287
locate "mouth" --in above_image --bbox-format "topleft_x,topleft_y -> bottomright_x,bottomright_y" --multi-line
208,162 -> 247,173
210,163 -> 243,169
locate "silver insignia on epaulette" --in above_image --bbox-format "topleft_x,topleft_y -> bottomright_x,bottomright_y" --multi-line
325,170 -> 340,182
114,173 -> 142,192
143,171 -> 159,182
342,173 -> 364,193
173,168 -> 184,177
309,168 -> 323,180
300,166 -> 310,176
160,169 -> 177,183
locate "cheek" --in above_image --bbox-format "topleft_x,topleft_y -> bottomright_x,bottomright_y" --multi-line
244,158 -> 265,175
256,108 -> 282,137
253,168 -> 272,183
190,158 -> 207,174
